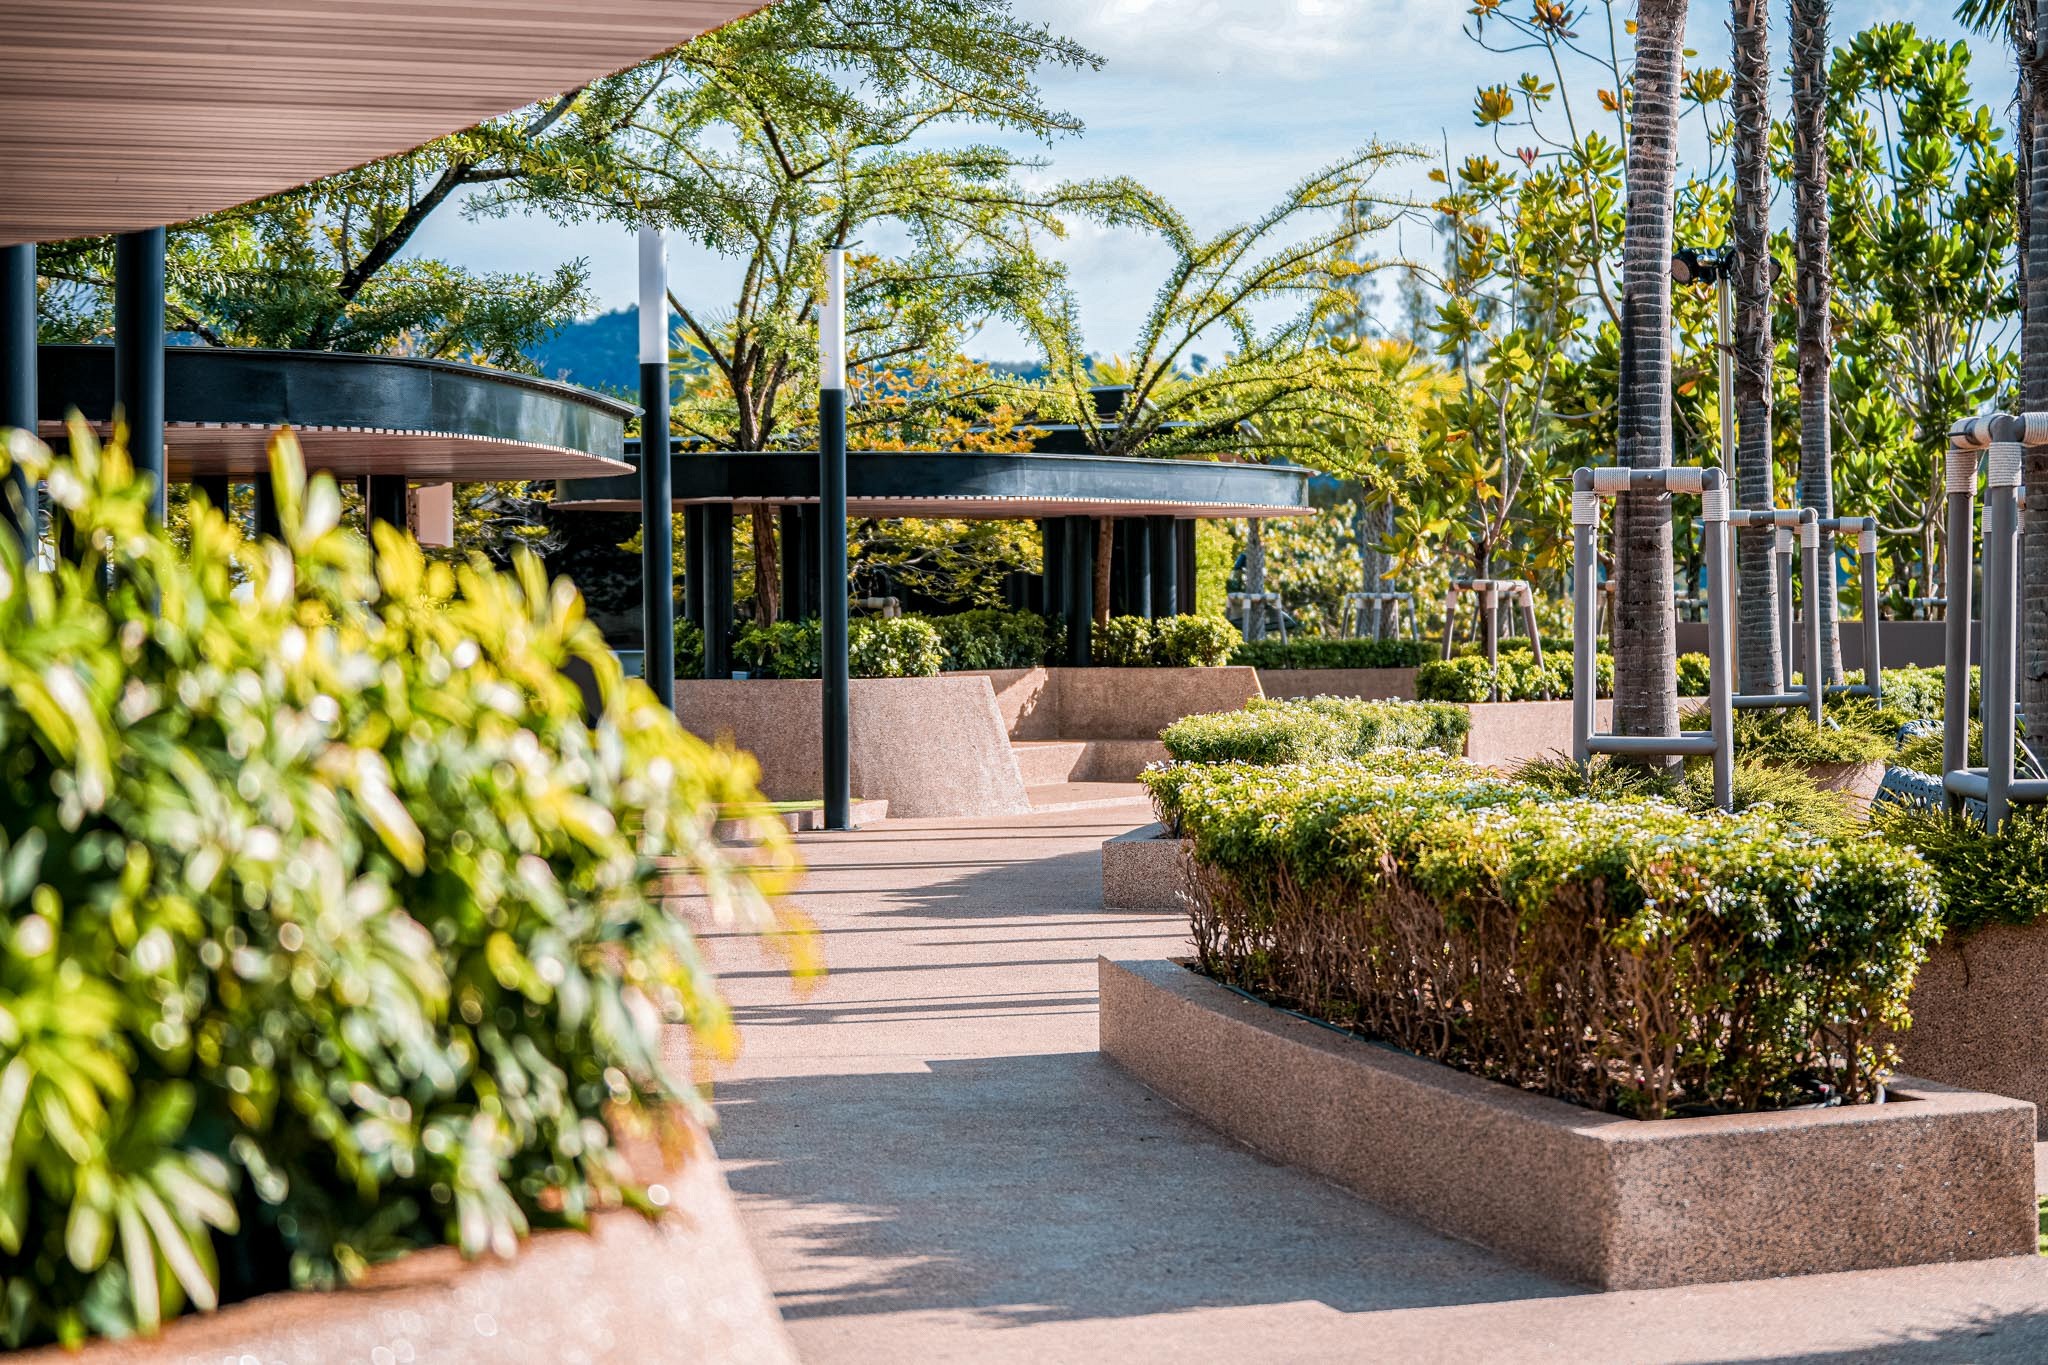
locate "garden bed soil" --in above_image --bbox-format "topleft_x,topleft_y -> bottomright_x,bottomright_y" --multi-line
1099,956 -> 2035,1290
676,676 -> 1027,818
37,1127 -> 795,1365
1804,759 -> 1888,813
1897,921 -> 2048,1118
1253,666 -> 1418,702
1101,823 -> 1194,911
1461,699 -> 1612,770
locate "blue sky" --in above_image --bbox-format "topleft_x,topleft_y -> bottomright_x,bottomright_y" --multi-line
408,0 -> 1997,364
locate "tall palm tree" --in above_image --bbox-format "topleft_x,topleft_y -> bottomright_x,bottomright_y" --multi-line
1959,0 -> 2048,738
1614,0 -> 1691,743
1732,0 -> 1783,693
1790,0 -> 1842,684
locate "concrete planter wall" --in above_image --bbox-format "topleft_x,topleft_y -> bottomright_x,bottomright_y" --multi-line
1461,699 -> 1611,770
1898,922 -> 2048,1116
1101,957 -> 2035,1290
676,675 -> 1027,818
1806,759 -> 1887,814
1253,667 -> 1418,701
37,1136 -> 795,1365
1101,824 -> 1194,911
962,665 -> 1265,781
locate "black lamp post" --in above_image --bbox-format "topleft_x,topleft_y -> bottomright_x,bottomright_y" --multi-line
639,224 -> 677,707
819,246 -> 851,830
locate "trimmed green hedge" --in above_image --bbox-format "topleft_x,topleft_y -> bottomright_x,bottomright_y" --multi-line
1228,638 -> 1435,670
930,608 -> 1061,671
733,616 -> 946,678
1142,752 -> 1939,1119
1087,614 -> 1241,668
1158,697 -> 1471,768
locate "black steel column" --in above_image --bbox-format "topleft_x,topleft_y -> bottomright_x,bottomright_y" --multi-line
1175,520 -> 1198,614
0,244 -> 34,554
779,504 -> 819,620
192,476 -> 230,516
1039,517 -> 1064,620
1126,518 -> 1153,618
365,475 -> 408,537
114,228 -> 166,524
254,480 -> 283,539
683,503 -> 708,633
819,248 -> 851,828
1064,515 -> 1095,665
1148,515 -> 1178,618
701,503 -> 733,679
638,226 -> 676,708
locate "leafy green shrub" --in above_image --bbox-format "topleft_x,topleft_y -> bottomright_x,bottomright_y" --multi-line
1416,650 -> 1599,702
1512,754 -> 1857,838
1876,805 -> 2048,939
848,617 -> 944,678
1158,698 -> 1470,768
1152,614 -> 1242,667
1676,652 -> 1712,696
1228,637 -> 1435,670
1415,656 -> 1492,702
930,608 -> 1057,671
736,617 -> 943,678
0,427 -> 799,1347
1145,752 -> 1938,1118
1092,615 -> 1157,667
734,618 -> 822,678
676,618 -> 705,680
1719,702 -> 1898,767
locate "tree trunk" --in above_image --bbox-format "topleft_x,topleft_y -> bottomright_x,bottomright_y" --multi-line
2022,8 -> 2048,740
1613,0 -> 1688,746
1790,0 -> 1842,684
750,503 -> 780,625
1094,516 -> 1114,628
1732,0 -> 1782,693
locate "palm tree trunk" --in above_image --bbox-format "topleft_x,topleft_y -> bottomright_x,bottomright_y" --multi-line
1613,0 -> 1689,745
1732,0 -> 1782,693
750,504 -> 780,624
1790,0 -> 1842,684
2021,7 -> 2048,740
1095,516 -> 1115,628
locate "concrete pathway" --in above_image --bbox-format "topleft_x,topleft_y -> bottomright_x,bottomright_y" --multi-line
705,792 -> 2048,1364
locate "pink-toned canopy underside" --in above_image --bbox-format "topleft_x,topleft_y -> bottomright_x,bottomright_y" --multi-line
0,0 -> 765,244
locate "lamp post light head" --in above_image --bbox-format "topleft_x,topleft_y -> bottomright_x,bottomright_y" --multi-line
1670,245 -> 1731,288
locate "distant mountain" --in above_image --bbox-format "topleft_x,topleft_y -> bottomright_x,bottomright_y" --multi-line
526,308 -> 638,398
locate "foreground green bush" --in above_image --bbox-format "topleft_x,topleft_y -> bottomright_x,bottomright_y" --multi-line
1158,698 -> 1470,768
1228,637 -> 1434,670
0,428 -> 801,1347
1512,754 -> 1859,838
1143,753 -> 1938,1119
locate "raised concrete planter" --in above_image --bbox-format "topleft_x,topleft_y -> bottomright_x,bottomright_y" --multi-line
39,1134 -> 796,1365
1462,699 -> 1611,770
1806,759 -> 1887,813
677,676 -> 1027,818
961,666 -> 1261,780
1100,957 -> 2036,1290
1899,922 -> 2048,1117
1254,666 -> 1417,701
1101,823 -> 1194,911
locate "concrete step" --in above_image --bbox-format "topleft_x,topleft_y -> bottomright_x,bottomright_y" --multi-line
1010,739 -> 1088,786
1025,781 -> 1152,813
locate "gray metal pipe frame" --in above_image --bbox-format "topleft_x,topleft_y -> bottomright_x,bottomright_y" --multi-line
1817,516 -> 1882,702
1571,465 -> 1733,810
1939,414 -> 2048,828
1443,577 -> 1545,699
1726,508 -> 1822,722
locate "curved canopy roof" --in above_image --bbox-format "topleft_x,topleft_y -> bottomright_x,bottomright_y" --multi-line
38,345 -> 635,480
552,447 -> 1314,519
1,0 -> 765,244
